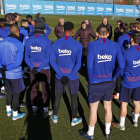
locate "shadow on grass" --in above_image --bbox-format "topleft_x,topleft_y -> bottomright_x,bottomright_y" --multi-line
20,73 -> 52,140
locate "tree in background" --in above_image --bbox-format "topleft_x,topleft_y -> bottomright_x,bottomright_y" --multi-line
114,0 -> 139,5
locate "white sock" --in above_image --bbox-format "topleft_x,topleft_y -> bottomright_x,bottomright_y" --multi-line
117,93 -> 119,97
13,111 -> 18,116
120,116 -> 125,127
6,105 -> 11,112
133,113 -> 139,122
87,126 -> 95,136
32,106 -> 38,110
43,107 -> 48,112
105,123 -> 111,135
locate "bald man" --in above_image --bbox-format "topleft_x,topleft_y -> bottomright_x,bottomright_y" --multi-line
54,18 -> 64,39
0,25 -> 25,120
99,18 -> 112,40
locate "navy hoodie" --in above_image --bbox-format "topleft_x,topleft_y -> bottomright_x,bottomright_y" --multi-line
25,32 -> 51,72
122,45 -> 140,88
87,38 -> 124,84
50,36 -> 83,80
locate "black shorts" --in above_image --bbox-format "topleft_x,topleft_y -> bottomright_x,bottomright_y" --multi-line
88,81 -> 116,103
5,78 -> 25,93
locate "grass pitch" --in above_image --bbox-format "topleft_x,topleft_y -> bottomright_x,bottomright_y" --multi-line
0,15 -> 139,140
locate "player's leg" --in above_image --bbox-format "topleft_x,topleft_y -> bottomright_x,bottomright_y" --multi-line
132,87 -> 140,127
6,91 -> 13,117
40,69 -> 51,117
79,100 -> 100,139
30,70 -> 39,115
103,100 -> 112,137
12,92 -> 25,120
112,86 -> 132,130
51,78 -> 64,123
68,79 -> 82,126
113,76 -> 121,99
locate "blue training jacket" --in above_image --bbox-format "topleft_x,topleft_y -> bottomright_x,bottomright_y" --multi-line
28,24 -> 35,36
87,38 -> 124,84
20,27 -> 29,45
44,24 -> 51,37
0,37 -> 24,79
0,27 -> 10,42
117,33 -> 131,52
25,33 -> 51,72
50,35 -> 83,80
122,45 -> 140,88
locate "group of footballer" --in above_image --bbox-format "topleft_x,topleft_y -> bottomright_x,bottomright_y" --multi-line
0,12 -> 140,139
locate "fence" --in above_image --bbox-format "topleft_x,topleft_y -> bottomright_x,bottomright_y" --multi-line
3,0 -> 140,17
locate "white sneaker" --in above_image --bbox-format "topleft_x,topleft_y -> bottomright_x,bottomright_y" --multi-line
1,86 -> 5,93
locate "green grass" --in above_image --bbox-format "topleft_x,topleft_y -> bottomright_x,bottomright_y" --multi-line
0,15 -> 139,140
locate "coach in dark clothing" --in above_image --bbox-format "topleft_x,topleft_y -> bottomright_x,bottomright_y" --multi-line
85,20 -> 93,42
100,17 -> 112,40
54,18 -> 64,39
114,20 -> 123,42
73,21 -> 96,65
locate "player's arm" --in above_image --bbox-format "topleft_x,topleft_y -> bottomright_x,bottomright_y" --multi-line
112,48 -> 125,81
72,29 -> 79,39
87,43 -> 94,84
25,41 -> 34,70
90,30 -> 97,40
46,25 -> 51,36
37,41 -> 51,72
68,44 -> 82,80
50,45 -> 63,78
6,44 -> 24,71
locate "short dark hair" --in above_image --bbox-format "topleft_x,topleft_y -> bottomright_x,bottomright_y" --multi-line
133,22 -> 140,30
131,31 -> 140,44
97,24 -> 109,36
120,23 -> 129,31
0,18 -> 5,23
14,12 -> 20,18
136,18 -> 140,22
117,20 -> 123,24
64,21 -> 74,31
21,19 -> 28,25
26,15 -> 32,19
5,13 -> 15,23
81,21 -> 86,25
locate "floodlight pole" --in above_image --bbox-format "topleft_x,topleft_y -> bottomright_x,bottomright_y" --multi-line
0,0 -> 4,15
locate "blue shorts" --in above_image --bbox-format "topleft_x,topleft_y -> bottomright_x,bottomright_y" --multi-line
55,78 -> 79,94
5,78 -> 25,93
120,86 -> 140,103
88,81 -> 116,103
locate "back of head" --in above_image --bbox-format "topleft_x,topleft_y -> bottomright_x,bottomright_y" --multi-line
64,21 -> 74,32
120,23 -> 129,31
14,12 -> 20,18
5,13 -> 15,23
133,22 -> 140,31
131,31 -> 140,44
9,25 -> 19,35
26,15 -> 32,19
136,18 -> 140,22
97,24 -> 109,36
0,18 -> 5,23
21,19 -> 28,26
117,20 -> 123,24
34,17 -> 45,30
